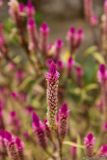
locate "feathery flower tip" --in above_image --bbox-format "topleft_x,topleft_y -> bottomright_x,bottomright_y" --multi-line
99,64 -> 106,74
56,39 -> 63,48
60,103 -> 68,114
69,27 -> 75,33
84,132 -> 95,145
19,3 -> 24,12
28,18 -> 35,27
15,137 -> 23,148
40,23 -> 49,33
99,145 -> 107,156
49,62 -> 57,75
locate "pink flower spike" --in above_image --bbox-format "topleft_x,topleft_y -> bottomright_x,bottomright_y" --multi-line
84,132 -> 95,146
57,60 -> 64,71
46,61 -> 60,81
99,145 -> 107,156
27,17 -> 35,29
84,132 -> 95,157
58,103 -> 69,140
26,1 -> 35,17
19,3 -> 25,14
67,26 -> 75,41
40,23 -> 50,36
67,56 -> 75,70
15,137 -> 24,149
45,61 -> 60,130
97,64 -> 107,83
54,39 -> 63,61
70,146 -> 77,160
32,112 -> 40,128
90,15 -> 98,27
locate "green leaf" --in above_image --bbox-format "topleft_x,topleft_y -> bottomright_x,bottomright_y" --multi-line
84,83 -> 98,92
84,46 -> 97,56
63,141 -> 84,149
93,52 -> 105,64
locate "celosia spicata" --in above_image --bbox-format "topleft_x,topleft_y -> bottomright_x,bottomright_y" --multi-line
2,131 -> 20,160
97,64 -> 107,83
44,119 -> 52,141
19,3 -> 25,16
67,56 -> 75,77
70,145 -> 77,160
32,112 -> 47,149
26,0 -> 35,17
54,39 -> 63,61
102,122 -> 107,132
57,103 -> 69,141
39,23 -> 50,55
84,132 -> 95,157
27,17 -> 38,52
45,61 -> 60,130
90,15 -> 98,27
15,137 -> 24,160
57,60 -> 64,73
75,66 -> 84,86
67,27 -> 84,53
98,144 -> 107,156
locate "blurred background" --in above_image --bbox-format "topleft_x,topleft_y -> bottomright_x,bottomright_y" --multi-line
0,0 -> 104,44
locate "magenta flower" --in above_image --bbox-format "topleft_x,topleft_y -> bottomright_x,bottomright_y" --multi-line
27,17 -> 38,52
32,112 -> 47,149
58,103 -> 69,141
98,144 -> 107,156
26,1 -> 35,17
2,131 -> 20,160
90,15 -> 98,27
44,119 -> 52,141
54,39 -> 63,61
97,64 -> 107,83
67,26 -> 84,53
19,3 -> 25,16
39,23 -> 50,55
75,66 -> 84,86
67,56 -> 75,76
45,61 -> 60,130
84,132 -> 95,157
70,146 -> 77,160
57,60 -> 64,72
15,137 -> 24,160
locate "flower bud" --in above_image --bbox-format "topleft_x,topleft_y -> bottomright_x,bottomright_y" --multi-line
84,132 -> 95,157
